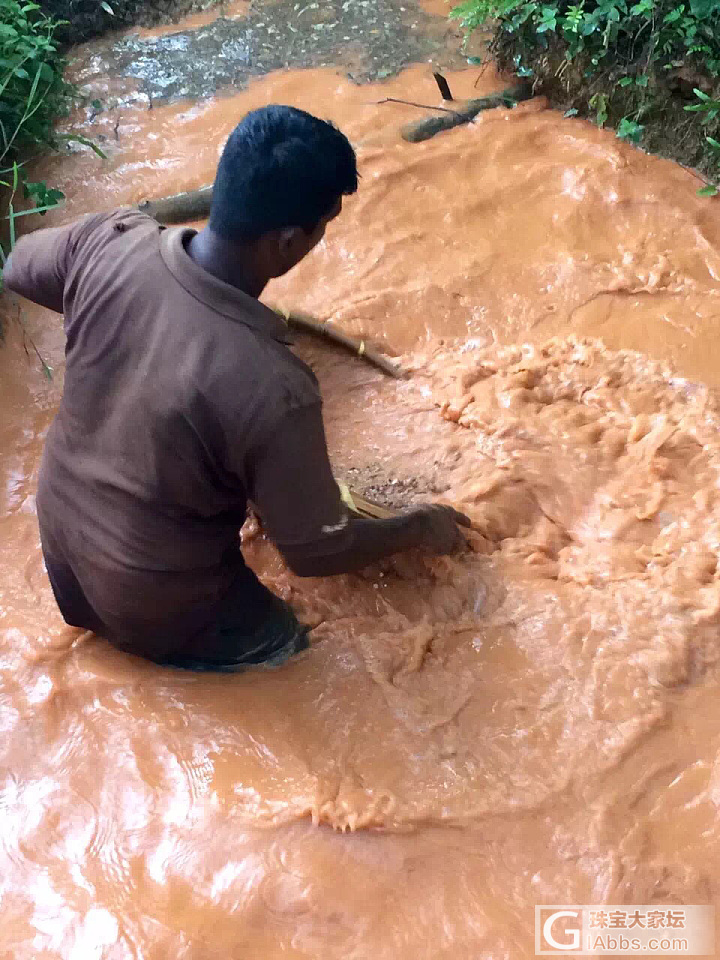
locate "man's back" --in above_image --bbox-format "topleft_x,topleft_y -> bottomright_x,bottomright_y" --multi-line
6,209 -> 323,659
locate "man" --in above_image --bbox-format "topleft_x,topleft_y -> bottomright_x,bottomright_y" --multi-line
4,105 -> 469,671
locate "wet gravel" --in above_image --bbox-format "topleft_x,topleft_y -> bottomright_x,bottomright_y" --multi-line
74,0 -> 465,103
340,464 -> 438,510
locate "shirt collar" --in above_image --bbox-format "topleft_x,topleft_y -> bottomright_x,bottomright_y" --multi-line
159,226 -> 294,345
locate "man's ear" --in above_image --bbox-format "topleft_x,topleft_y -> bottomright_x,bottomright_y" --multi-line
278,226 -> 301,257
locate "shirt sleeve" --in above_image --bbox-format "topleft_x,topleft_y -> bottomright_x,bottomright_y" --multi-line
2,212 -> 107,313
247,402 -> 352,558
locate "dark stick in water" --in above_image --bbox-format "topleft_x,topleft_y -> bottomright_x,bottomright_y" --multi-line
401,83 -> 532,143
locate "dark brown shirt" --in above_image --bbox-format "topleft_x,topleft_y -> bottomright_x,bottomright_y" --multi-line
4,209 -> 349,659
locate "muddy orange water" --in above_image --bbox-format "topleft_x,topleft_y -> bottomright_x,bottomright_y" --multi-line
3,62 -> 720,959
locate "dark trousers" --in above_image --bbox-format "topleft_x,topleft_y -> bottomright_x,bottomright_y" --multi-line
43,550 -> 309,673
161,564 -> 310,672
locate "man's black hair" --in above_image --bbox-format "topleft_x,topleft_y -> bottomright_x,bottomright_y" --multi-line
209,105 -> 358,241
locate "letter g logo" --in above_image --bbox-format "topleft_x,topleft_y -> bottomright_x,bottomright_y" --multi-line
543,910 -> 581,951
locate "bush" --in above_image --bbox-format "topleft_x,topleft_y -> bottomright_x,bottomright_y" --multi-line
0,0 -> 74,164
0,0 -> 82,368
452,0 -> 720,193
0,0 -> 76,262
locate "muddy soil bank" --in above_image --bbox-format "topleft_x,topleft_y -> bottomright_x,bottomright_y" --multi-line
42,0 -> 220,45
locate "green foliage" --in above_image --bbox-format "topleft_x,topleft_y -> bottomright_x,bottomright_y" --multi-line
0,0 -> 76,273
0,0 -> 90,368
684,86 -> 720,122
452,0 -> 720,75
452,0 -> 720,195
0,0 -> 74,168
616,116 -> 645,140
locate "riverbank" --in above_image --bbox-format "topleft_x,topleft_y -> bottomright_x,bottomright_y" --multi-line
453,0 -> 720,193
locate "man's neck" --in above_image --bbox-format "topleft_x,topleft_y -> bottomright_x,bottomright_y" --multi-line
187,228 -> 267,299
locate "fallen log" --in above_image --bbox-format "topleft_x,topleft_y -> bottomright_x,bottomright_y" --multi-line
137,86 -> 533,223
137,184 -> 213,224
400,83 -> 532,143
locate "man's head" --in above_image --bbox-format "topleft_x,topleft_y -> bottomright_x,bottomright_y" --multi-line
209,105 -> 358,281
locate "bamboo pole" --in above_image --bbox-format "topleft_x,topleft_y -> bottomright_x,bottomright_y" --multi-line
279,310 -> 407,379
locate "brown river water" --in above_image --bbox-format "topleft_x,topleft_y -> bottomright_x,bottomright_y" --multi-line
3,55 -> 720,960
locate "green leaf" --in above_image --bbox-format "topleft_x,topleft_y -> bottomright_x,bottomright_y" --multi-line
663,5 -> 685,22
57,132 -> 108,160
466,56 -> 483,64
535,5 -> 558,31
697,184 -> 719,196
690,0 -> 718,14
564,107 -> 579,116
707,136 -> 720,149
619,76 -> 633,86
616,117 -> 645,142
3,199 -> 66,218
8,200 -> 15,248
23,178 -> 64,209
100,0 -> 115,13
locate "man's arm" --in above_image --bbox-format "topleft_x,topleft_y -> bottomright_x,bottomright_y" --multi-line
282,507 -> 469,577
3,213 -> 107,313
248,403 -> 469,577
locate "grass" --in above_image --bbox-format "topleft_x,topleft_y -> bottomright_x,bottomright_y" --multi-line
0,0 -> 106,373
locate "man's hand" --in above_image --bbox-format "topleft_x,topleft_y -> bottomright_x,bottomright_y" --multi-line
409,504 -> 472,554
282,503 -> 472,577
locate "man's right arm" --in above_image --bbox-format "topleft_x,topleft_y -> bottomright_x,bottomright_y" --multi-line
247,403 -> 469,577
282,507 -> 468,577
